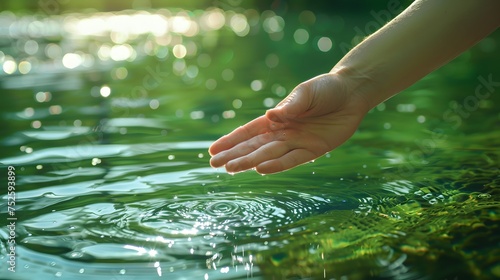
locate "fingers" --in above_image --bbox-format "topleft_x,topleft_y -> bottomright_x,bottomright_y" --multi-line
255,149 -> 318,174
211,130 -> 321,175
209,115 -> 286,156
210,130 -> 275,167
225,140 -> 291,173
210,129 -> 285,168
209,116 -> 265,156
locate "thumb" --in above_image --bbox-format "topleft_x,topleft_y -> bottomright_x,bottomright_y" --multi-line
266,84 -> 310,123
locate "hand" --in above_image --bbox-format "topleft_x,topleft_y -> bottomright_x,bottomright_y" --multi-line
209,72 -> 370,174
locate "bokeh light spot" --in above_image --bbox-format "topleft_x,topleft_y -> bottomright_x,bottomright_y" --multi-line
186,65 -> 199,78
100,86 -> 111,97
3,58 -> 17,74
31,120 -> 42,129
197,54 -> 211,67
74,119 -> 82,127
45,43 -> 62,59
317,37 -> 333,52
49,105 -> 62,115
294,29 -> 309,45
299,10 -> 316,25
206,79 -> 217,90
19,61 -> 32,74
265,54 -> 279,68
35,91 -> 52,102
222,110 -> 235,119
263,98 -> 275,108
24,40 -> 39,55
230,14 -> 249,36
24,107 -> 35,118
263,16 -> 285,33
232,99 -> 242,109
271,84 -> 287,97
250,80 -> 264,91
173,44 -> 187,59
203,9 -> 225,30
62,53 -> 83,69
149,99 -> 160,110
112,67 -> 128,80
110,44 -> 133,61
171,14 -> 192,34
397,104 -> 416,113
190,111 -> 204,119
173,59 -> 186,75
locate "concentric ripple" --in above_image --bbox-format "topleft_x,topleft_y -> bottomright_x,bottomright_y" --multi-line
138,191 -> 352,236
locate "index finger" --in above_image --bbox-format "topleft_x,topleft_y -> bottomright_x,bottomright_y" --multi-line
209,115 -> 284,156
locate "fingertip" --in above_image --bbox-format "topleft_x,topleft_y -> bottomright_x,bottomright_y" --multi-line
265,109 -> 279,123
209,152 -> 224,168
208,136 -> 228,156
208,144 -> 217,156
209,158 -> 218,168
265,109 -> 289,125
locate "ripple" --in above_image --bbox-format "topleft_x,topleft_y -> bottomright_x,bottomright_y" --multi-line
204,200 -> 241,217
0,141 -> 212,165
14,188 -> 350,272
138,191 -> 349,237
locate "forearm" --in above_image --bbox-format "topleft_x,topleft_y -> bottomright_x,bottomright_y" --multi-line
332,0 -> 500,109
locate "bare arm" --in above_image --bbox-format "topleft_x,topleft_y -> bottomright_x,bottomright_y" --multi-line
334,0 -> 500,109
209,0 -> 499,174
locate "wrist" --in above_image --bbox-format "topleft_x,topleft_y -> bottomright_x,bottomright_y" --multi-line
330,65 -> 381,112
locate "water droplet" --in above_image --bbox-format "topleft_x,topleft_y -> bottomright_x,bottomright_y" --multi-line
91,158 -> 102,166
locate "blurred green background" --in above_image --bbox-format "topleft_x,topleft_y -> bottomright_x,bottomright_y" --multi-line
0,0 -> 499,279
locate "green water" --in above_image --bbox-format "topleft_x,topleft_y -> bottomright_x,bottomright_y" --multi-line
0,2 -> 499,280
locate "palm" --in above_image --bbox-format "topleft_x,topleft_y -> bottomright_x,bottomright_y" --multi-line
209,73 -> 369,174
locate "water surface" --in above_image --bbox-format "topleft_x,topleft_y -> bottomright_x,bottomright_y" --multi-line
0,5 -> 499,280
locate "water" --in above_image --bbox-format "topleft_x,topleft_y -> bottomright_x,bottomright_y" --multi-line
1,4 -> 499,280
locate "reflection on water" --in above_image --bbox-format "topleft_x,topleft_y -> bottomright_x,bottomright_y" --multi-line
1,3 -> 499,280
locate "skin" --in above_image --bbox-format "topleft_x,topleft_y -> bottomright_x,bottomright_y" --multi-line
209,0 -> 500,174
